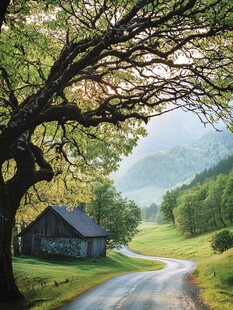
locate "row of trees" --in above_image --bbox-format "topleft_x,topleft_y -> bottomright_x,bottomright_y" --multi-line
161,172 -> 233,235
141,203 -> 158,221
141,202 -> 164,224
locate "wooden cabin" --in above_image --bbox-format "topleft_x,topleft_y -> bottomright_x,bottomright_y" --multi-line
18,205 -> 109,258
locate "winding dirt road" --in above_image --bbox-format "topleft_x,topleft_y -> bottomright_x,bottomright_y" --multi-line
61,247 -> 207,310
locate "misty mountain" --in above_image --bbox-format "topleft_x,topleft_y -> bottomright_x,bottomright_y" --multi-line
112,109 -> 214,180
115,130 -> 233,205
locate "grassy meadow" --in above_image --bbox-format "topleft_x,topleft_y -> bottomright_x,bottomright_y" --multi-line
129,223 -> 233,310
129,223 -> 215,260
7,251 -> 163,310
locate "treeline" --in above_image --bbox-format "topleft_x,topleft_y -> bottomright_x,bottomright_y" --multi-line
141,202 -> 163,224
160,156 -> 233,235
180,154 -> 233,190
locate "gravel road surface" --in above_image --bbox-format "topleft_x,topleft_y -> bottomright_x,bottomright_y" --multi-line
61,246 -> 208,310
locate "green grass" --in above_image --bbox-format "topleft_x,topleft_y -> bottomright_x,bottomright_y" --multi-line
6,224 -> 233,310
129,223 -> 216,260
194,248 -> 233,310
129,223 -> 233,310
7,251 -> 163,310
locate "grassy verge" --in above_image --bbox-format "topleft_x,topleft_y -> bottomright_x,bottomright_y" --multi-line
129,223 -> 233,310
194,248 -> 233,310
6,251 -> 163,310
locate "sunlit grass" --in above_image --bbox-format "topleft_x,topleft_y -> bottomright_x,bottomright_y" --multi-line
129,223 -> 233,310
5,224 -> 233,310
7,251 -> 163,310
194,248 -> 233,310
129,224 -> 216,260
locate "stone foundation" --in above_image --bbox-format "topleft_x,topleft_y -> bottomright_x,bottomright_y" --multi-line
40,237 -> 88,258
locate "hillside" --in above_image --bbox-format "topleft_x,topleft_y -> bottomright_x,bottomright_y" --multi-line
129,224 -> 233,310
180,153 -> 233,191
112,109 -> 212,181
116,130 -> 233,204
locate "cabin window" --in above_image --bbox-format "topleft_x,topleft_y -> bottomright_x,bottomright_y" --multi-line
34,237 -> 41,248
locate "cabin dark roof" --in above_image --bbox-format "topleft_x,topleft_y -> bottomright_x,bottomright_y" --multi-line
50,205 -> 109,237
19,205 -> 109,238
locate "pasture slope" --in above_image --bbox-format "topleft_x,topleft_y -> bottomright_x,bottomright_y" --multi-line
129,223 -> 233,310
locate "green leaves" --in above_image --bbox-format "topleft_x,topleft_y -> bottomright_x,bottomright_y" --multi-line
211,230 -> 233,253
160,190 -> 178,225
87,183 -> 141,249
168,168 -> 233,236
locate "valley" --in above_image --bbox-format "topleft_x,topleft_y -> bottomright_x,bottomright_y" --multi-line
115,130 -> 233,205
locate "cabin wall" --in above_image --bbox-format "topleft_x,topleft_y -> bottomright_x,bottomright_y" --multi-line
24,209 -> 77,237
87,237 -> 107,257
21,235 -> 33,255
21,235 -> 107,258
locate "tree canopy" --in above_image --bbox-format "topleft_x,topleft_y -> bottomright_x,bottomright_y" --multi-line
161,169 -> 233,236
211,230 -> 233,253
0,0 -> 233,303
87,183 -> 141,249
160,190 -> 178,225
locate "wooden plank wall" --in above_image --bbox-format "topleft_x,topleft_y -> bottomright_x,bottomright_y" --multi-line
24,209 -> 77,237
87,237 -> 107,257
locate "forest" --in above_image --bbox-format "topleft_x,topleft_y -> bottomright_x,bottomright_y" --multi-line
161,155 -> 233,235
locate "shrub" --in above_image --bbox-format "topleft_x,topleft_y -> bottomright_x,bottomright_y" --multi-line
211,230 -> 233,253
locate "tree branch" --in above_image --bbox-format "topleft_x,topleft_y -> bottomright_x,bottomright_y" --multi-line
0,0 -> 10,32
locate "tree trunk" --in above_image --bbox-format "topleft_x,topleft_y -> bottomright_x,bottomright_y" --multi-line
0,195 -> 25,303
218,205 -> 226,227
210,207 -> 218,227
12,225 -> 20,257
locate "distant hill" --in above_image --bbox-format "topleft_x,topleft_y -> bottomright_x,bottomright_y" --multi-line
180,153 -> 233,191
116,130 -> 233,204
112,109 -> 213,181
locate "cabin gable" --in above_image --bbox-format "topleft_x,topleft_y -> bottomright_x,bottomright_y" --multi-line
22,208 -> 79,237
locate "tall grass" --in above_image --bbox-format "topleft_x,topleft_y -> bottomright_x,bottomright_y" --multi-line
7,251 -> 163,310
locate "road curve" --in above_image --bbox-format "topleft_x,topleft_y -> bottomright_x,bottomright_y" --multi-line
61,246 -> 204,310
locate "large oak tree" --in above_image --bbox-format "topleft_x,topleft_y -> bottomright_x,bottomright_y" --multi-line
0,0 -> 233,303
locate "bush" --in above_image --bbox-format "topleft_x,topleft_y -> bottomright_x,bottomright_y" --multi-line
211,230 -> 233,253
